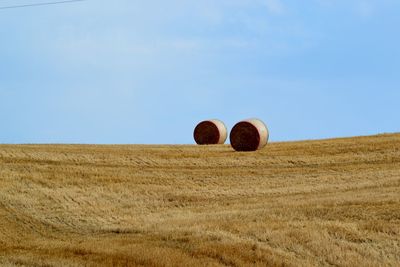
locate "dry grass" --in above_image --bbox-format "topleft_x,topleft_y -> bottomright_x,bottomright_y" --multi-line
0,134 -> 399,266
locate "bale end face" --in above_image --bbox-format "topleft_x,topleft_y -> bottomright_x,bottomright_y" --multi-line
194,120 -> 227,145
230,119 -> 269,151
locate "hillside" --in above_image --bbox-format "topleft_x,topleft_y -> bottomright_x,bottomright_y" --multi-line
0,134 -> 399,266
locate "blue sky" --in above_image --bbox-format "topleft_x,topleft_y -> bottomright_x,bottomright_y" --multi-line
0,0 -> 399,144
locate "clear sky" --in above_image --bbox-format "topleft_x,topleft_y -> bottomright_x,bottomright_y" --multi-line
0,0 -> 399,144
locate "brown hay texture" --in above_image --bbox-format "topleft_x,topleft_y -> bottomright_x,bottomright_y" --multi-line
194,119 -> 227,145
230,119 -> 269,151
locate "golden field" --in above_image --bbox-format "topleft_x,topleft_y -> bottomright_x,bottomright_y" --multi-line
0,134 -> 399,266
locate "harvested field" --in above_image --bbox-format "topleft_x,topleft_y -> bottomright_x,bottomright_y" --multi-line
0,134 -> 399,266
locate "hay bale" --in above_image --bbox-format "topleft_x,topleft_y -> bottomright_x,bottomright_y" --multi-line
194,119 -> 227,145
230,119 -> 269,151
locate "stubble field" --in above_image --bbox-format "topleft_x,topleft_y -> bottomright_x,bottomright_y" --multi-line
0,134 -> 399,266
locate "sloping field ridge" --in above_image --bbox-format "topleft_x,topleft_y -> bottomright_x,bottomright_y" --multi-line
0,134 -> 399,266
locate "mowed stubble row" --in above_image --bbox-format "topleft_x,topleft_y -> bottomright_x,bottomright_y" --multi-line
0,134 -> 399,266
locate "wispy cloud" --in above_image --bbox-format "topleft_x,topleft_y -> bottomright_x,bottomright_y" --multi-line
355,1 -> 374,17
263,0 -> 285,14
315,0 -> 377,17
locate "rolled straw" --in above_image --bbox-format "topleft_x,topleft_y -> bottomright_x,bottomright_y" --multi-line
194,120 -> 227,145
230,119 -> 269,151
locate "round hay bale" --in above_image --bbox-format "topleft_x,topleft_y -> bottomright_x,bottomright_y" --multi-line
230,119 -> 269,151
194,119 -> 227,145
